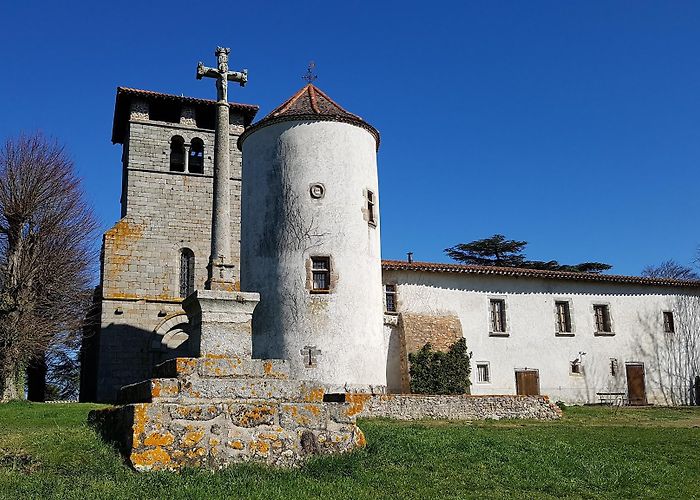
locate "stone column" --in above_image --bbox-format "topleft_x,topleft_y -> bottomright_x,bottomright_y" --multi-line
206,87 -> 236,290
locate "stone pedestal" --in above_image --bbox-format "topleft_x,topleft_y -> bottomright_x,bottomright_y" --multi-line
183,290 -> 258,358
89,290 -> 366,471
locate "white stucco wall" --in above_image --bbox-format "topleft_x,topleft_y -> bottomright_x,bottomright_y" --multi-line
383,270 -> 700,405
241,120 -> 385,390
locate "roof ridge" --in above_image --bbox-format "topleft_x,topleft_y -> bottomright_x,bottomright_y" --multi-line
308,85 -> 321,114
380,259 -> 700,288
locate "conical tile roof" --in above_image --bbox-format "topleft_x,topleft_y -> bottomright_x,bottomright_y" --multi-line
238,84 -> 379,149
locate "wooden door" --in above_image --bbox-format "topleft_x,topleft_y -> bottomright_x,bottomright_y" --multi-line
515,370 -> 540,396
626,364 -> 647,405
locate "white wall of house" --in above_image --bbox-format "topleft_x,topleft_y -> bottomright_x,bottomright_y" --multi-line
383,269 -> 700,405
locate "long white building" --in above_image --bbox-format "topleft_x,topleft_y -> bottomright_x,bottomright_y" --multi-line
381,260 -> 700,405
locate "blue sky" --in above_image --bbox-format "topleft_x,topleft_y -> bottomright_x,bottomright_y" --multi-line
1,1 -> 698,275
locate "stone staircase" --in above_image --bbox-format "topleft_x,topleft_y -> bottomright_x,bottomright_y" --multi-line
89,292 -> 366,471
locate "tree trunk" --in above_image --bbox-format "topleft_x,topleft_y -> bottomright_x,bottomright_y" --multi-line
27,353 -> 46,402
0,363 -> 24,401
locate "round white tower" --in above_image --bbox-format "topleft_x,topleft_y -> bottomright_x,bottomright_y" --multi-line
238,84 -> 385,391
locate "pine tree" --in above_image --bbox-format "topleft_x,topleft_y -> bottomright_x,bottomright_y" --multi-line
444,234 -> 527,267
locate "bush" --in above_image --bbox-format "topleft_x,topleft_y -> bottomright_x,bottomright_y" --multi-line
408,338 -> 472,394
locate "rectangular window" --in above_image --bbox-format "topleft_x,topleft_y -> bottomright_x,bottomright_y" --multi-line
594,304 -> 612,333
663,311 -> 675,333
476,363 -> 490,383
490,299 -> 506,333
555,301 -> 572,333
385,284 -> 397,313
311,257 -> 330,292
367,190 -> 376,225
570,360 -> 583,375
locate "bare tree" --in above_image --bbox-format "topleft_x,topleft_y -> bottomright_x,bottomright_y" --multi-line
642,260 -> 699,280
0,133 -> 97,401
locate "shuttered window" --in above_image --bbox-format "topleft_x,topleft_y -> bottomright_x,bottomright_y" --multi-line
594,305 -> 612,333
555,301 -> 572,333
490,299 -> 506,333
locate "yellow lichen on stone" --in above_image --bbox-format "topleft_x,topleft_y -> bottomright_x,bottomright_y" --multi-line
227,440 -> 245,450
249,440 -> 270,454
132,404 -> 148,447
131,446 -> 172,468
143,432 -> 174,446
355,429 -> 367,447
345,393 -> 371,417
186,447 -> 207,460
282,405 -> 310,426
305,404 -> 321,416
181,427 -> 205,448
304,387 -> 325,402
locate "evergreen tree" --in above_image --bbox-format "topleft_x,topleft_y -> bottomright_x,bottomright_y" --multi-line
444,234 -> 527,267
445,234 -> 612,274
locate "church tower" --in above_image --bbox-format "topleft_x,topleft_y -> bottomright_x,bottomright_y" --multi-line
238,84 -> 386,391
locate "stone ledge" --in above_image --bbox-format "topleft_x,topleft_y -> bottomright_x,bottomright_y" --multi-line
153,357 -> 289,380
351,394 -> 562,421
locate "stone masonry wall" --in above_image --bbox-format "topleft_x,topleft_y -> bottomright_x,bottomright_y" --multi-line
94,109 -> 248,402
388,313 -> 464,393
353,394 -> 562,421
400,313 -> 463,354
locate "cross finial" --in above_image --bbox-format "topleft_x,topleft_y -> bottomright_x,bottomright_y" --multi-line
302,61 -> 318,84
196,46 -> 248,102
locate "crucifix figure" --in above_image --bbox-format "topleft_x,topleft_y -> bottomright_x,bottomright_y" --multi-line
196,47 -> 248,290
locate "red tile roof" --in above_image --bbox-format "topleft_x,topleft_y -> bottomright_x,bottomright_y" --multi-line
111,87 -> 259,144
381,259 -> 700,288
238,84 -> 380,149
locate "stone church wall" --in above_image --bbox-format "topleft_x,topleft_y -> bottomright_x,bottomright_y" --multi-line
94,111 -> 247,402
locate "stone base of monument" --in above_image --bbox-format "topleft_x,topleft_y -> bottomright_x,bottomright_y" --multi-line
89,356 -> 366,470
88,290 -> 366,471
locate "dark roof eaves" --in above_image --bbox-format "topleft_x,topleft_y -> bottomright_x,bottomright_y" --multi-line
112,87 -> 259,144
237,113 -> 381,151
381,260 -> 700,289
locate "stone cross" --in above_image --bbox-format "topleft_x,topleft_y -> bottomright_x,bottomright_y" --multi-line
300,345 -> 321,368
196,47 -> 248,290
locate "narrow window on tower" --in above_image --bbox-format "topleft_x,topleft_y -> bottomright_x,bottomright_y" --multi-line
367,190 -> 376,226
170,135 -> 185,172
489,298 -> 507,334
179,248 -> 195,298
310,257 -> 331,293
189,138 -> 204,174
384,284 -> 397,313
555,301 -> 573,334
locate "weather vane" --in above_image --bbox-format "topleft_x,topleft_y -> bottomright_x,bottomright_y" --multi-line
302,61 -> 318,83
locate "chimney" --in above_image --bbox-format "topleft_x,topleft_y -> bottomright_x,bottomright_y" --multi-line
407,252 -> 413,264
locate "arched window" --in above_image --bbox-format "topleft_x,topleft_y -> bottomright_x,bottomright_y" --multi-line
189,138 -> 204,174
170,136 -> 185,172
179,248 -> 195,298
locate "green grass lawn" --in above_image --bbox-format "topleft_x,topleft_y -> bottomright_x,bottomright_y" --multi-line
1,402 -> 699,499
